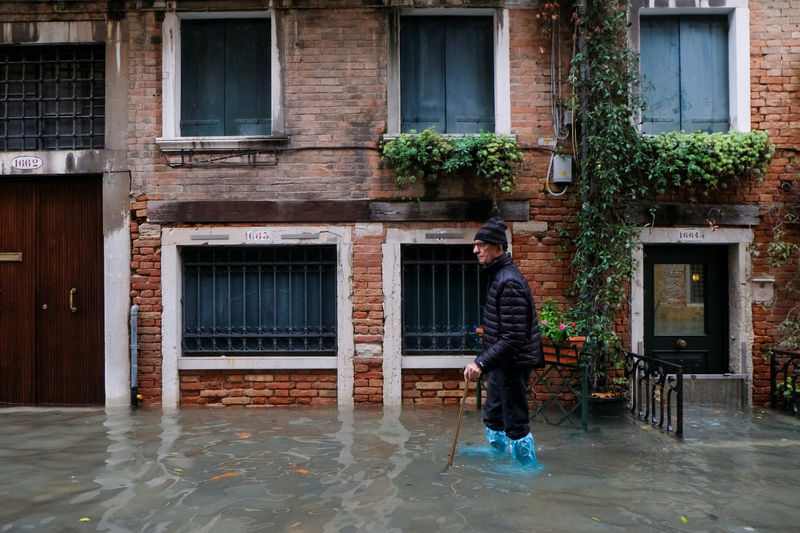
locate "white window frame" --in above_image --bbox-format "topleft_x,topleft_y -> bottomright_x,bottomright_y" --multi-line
157,10 -> 285,150
632,0 -> 750,132
386,8 -> 511,136
161,226 -> 354,408
382,226 -> 512,405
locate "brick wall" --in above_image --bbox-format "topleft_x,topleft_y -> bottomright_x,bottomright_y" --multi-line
402,369 -> 473,406
180,370 -> 338,406
120,1 -> 800,409
749,0 -> 800,405
130,210 -> 163,407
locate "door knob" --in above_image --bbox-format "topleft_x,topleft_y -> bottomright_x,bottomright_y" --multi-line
676,338 -> 687,349
69,288 -> 77,313
42,304 -> 48,310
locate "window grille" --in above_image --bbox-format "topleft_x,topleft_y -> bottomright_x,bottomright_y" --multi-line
182,246 -> 337,356
0,44 -> 105,150
402,244 -> 485,355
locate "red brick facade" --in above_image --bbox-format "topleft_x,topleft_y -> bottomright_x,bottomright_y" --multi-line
1,0 -> 795,408
180,370 -> 337,406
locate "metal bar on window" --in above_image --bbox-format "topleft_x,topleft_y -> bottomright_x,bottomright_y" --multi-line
401,244 -> 483,355
181,246 -> 337,356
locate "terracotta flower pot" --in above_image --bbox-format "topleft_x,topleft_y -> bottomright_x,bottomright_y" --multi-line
542,336 -> 585,364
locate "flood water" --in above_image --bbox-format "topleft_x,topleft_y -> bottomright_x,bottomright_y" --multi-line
1,404 -> 798,532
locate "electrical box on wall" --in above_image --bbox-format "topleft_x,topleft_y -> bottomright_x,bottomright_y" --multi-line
552,155 -> 572,183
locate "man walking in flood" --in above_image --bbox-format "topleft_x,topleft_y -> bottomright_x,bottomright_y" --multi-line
463,217 -> 544,465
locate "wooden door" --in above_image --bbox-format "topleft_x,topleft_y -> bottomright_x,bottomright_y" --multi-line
644,244 -> 728,373
0,181 -> 36,404
0,177 -> 104,405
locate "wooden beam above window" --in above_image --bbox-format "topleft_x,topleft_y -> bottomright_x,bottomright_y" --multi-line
146,199 -> 530,224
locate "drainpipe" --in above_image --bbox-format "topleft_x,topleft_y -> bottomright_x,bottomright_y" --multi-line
130,304 -> 139,408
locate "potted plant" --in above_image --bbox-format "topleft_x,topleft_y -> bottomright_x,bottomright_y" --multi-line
537,298 -> 585,364
583,333 -> 630,419
381,127 -> 523,199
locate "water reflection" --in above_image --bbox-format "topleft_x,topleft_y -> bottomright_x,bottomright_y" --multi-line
0,406 -> 798,532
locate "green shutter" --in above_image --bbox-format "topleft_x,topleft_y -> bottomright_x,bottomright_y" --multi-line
641,15 -> 729,134
640,17 -> 681,134
680,16 -> 729,133
181,20 -> 224,136
401,17 -> 446,132
181,19 -> 271,137
225,19 -> 271,135
445,17 -> 494,133
401,16 -> 494,134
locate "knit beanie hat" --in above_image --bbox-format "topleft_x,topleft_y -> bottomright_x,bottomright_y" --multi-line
474,217 -> 508,249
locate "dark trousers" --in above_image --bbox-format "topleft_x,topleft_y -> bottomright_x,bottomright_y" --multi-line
483,366 -> 532,440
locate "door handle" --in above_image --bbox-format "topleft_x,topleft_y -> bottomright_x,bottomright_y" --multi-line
69,288 -> 77,313
676,338 -> 687,349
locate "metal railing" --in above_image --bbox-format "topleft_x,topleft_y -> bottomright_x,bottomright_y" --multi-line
476,343 -> 588,430
528,359 -> 588,430
625,352 -> 684,438
769,349 -> 800,416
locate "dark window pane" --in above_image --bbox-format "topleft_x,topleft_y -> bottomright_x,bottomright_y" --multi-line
181,19 -> 271,136
401,16 -> 494,134
181,246 -> 337,356
401,244 -> 486,355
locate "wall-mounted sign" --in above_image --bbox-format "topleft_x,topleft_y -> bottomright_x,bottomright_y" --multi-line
10,156 -> 43,170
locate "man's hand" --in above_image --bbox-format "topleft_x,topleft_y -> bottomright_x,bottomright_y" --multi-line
463,362 -> 482,381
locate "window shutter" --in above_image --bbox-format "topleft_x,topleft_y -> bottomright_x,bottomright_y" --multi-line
181,20 -> 224,136
445,17 -> 494,133
640,17 -> 681,134
225,19 -> 271,136
401,17 -> 446,132
680,16 -> 729,133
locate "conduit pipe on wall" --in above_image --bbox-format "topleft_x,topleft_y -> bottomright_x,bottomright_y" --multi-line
130,304 -> 139,408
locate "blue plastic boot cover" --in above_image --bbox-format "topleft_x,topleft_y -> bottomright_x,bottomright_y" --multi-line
510,433 -> 537,465
485,427 -> 510,453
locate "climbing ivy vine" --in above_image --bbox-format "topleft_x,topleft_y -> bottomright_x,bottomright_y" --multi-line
548,0 -> 775,391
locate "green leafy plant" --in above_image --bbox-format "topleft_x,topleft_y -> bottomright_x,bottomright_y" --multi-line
644,130 -> 775,195
380,127 -> 453,188
537,298 -> 582,345
381,128 -> 523,196
775,375 -> 799,400
551,0 -> 774,395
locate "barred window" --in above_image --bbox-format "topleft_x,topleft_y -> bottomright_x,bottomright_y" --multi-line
181,246 -> 337,356
402,244 -> 485,355
0,44 -> 105,150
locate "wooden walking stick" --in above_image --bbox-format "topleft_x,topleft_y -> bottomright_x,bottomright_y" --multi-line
446,379 -> 470,469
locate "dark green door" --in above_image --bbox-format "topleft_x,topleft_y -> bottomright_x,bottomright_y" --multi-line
644,245 -> 728,373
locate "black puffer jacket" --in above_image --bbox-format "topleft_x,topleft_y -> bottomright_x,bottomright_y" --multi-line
475,253 -> 544,373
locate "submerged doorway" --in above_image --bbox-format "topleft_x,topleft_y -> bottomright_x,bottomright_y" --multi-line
644,244 -> 728,373
0,176 -> 104,405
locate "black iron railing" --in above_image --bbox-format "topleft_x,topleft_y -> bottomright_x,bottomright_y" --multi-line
528,358 -> 588,430
476,343 -> 588,431
769,349 -> 800,416
625,352 -> 683,438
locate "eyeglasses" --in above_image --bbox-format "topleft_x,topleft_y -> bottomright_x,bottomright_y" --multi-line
473,241 -> 490,249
